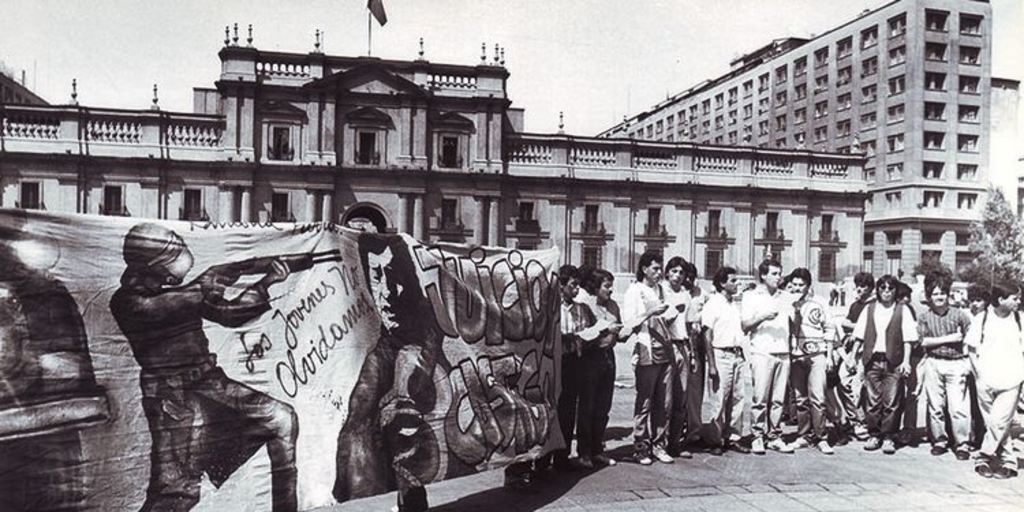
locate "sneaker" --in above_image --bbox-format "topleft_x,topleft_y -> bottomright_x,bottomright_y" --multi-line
863,437 -> 882,451
592,454 -> 617,467
817,440 -> 835,455
727,442 -> 752,454
652,447 -> 675,464
882,438 -> 897,455
789,437 -> 811,450
767,438 -> 794,454
751,438 -> 766,455
954,448 -> 971,461
575,456 -> 594,470
853,425 -> 869,440
930,445 -> 948,456
636,454 -> 654,466
992,466 -> 1015,480
707,446 -> 724,456
974,458 -> 994,479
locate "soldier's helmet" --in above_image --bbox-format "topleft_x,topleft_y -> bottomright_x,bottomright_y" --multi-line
122,223 -> 193,283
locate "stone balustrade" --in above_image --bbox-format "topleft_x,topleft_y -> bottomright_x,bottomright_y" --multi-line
256,60 -> 311,78
0,104 -> 224,160
427,73 -> 478,89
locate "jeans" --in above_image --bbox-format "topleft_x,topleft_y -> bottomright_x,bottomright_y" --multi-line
864,354 -> 903,439
553,353 -> 583,461
749,352 -> 790,441
792,353 -> 829,442
667,340 -> 691,451
921,357 -> 972,449
577,348 -> 616,457
977,380 -> 1022,470
633,362 -> 672,455
706,348 -> 747,447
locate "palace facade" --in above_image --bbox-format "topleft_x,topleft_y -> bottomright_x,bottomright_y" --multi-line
0,38 -> 866,281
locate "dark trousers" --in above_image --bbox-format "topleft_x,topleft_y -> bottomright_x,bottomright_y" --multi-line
576,348 -> 616,457
864,354 -> 904,439
685,338 -> 707,445
553,353 -> 582,461
633,362 -> 672,455
668,340 -> 697,451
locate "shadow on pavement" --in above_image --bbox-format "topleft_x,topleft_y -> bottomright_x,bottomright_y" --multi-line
429,466 -> 592,512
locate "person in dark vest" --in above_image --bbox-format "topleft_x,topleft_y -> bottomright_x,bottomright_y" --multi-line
110,223 -> 299,512
847,274 -> 918,455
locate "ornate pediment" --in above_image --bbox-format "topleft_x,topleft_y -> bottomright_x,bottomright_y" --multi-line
303,63 -> 426,97
345,106 -> 395,129
433,112 -> 476,133
259,100 -> 307,121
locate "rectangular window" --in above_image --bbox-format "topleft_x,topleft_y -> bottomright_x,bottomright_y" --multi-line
814,126 -> 828,143
888,75 -> 905,96
758,73 -> 769,92
758,120 -> 769,136
728,88 -> 738,105
862,84 -> 877,104
729,110 -> 737,125
518,201 -> 534,221
959,105 -> 980,123
271,192 -> 290,222
923,191 -> 945,208
889,13 -> 907,38
775,65 -> 788,85
837,37 -> 853,59
708,209 -> 721,236
715,115 -> 724,129
441,198 -> 459,228
957,164 -> 978,181
775,90 -> 787,106
861,25 -> 878,48
885,193 -> 902,209
926,9 -> 949,31
887,133 -> 904,153
814,74 -> 829,93
925,72 -> 947,91
924,102 -> 946,121
863,140 -> 876,157
357,131 -> 378,164
103,185 -> 124,216
925,42 -> 948,62
923,231 -> 944,244
961,14 -> 982,35
837,93 -> 852,111
886,251 -> 902,276
440,135 -> 460,168
960,46 -> 981,66
958,193 -> 977,209
837,66 -> 852,87
743,80 -> 754,97
837,119 -> 851,137
715,93 -> 724,110
958,134 -> 979,153
582,246 -> 601,269
584,204 -> 600,231
269,126 -> 293,161
775,114 -> 787,131
861,112 -> 877,129
886,163 -> 903,181
647,207 -> 662,236
795,108 -> 807,125
794,57 -> 807,76
923,162 -> 943,179
960,76 -> 980,94
743,104 -> 753,119
702,99 -> 711,115
887,104 -> 905,123
862,57 -> 878,78
814,101 -> 828,119
888,46 -> 906,66
19,182 -> 41,209
814,47 -> 829,68
819,252 -> 837,283
795,83 -> 807,100
183,188 -> 203,220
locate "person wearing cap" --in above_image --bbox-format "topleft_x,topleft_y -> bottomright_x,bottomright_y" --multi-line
110,223 -> 299,512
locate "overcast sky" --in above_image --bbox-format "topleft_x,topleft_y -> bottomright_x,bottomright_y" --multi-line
1,0 -> 1021,135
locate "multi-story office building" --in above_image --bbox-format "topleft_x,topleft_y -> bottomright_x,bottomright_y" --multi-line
1,37 -> 866,282
0,65 -> 47,105
601,0 -> 994,276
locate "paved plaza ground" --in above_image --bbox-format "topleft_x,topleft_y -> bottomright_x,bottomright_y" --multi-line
326,377 -> 1024,512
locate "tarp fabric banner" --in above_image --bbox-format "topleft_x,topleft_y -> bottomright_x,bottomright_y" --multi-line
0,209 -> 562,511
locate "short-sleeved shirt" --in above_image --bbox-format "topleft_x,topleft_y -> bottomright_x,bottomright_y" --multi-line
845,297 -> 873,334
791,296 -> 835,357
661,282 -> 690,341
742,286 -> 793,355
965,308 -> 1024,391
852,302 -> 918,352
623,282 -> 672,365
917,307 -> 971,359
701,293 -> 745,349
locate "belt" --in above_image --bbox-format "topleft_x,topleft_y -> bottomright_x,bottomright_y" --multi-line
714,346 -> 742,355
926,352 -> 968,361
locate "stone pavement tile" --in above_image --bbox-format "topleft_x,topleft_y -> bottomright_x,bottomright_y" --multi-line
673,494 -> 752,511
817,483 -> 862,494
631,488 -> 669,500
571,490 -> 644,505
733,493 -> 816,512
789,497 -> 859,512
770,483 -> 825,493
662,486 -> 719,498
843,492 -> 899,509
929,491 -> 1010,506
957,479 -> 1024,495
715,485 -> 751,495
740,484 -> 778,494
855,482 -> 904,493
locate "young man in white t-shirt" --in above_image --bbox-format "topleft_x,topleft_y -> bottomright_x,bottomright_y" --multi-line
965,282 -> 1024,479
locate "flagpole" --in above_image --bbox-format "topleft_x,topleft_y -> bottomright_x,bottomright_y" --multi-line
367,11 -> 372,56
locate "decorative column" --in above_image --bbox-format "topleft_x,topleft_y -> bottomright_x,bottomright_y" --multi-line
488,197 -> 499,246
305,190 -> 316,222
412,194 -> 424,240
240,188 -> 252,222
219,189 -> 233,222
397,194 -> 409,233
476,197 -> 488,246
321,193 -> 333,224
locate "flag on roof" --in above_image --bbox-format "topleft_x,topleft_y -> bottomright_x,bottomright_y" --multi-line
367,0 -> 387,26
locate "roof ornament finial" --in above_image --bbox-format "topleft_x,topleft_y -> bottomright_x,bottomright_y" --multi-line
247,24 -> 253,47
232,23 -> 239,45
418,37 -> 425,60
558,111 -> 565,134
224,25 -> 230,47
151,84 -> 160,110
500,46 -> 505,66
493,43 -> 500,64
71,78 -> 78,105
481,42 -> 487,63
315,29 -> 322,53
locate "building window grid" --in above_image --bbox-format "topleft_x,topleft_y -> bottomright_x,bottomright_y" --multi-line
861,26 -> 879,49
959,105 -> 980,124
862,57 -> 878,78
957,164 -> 978,181
889,14 -> 907,38
960,46 -> 981,66
862,84 -> 877,104
887,163 -> 904,182
926,72 -> 947,91
795,83 -> 808,100
923,162 -> 944,179
887,133 -> 905,153
19,182 -> 41,210
837,37 -> 853,59
887,104 -> 905,123
837,119 -> 851,138
888,75 -> 906,96
924,131 -> 945,151
923,191 -> 944,208
925,42 -> 948,62
958,134 -> 979,153
926,10 -> 949,32
837,93 -> 852,111
958,193 -> 977,209
814,75 -> 829,94
814,47 -> 829,68
924,102 -> 946,121
888,46 -> 907,67
794,57 -> 807,77
960,14 -> 982,36
861,112 -> 877,129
